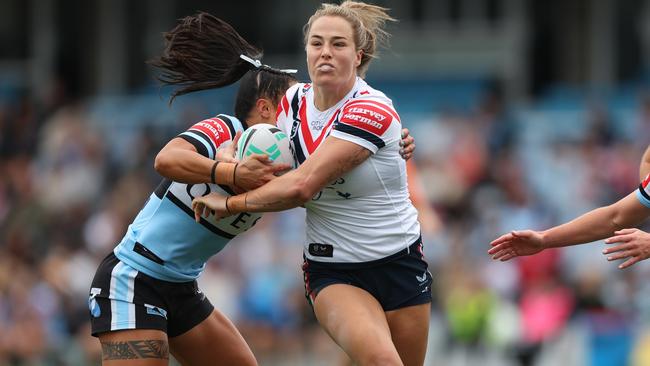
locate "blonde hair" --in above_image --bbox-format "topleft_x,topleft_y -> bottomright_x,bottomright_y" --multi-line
303,1 -> 395,78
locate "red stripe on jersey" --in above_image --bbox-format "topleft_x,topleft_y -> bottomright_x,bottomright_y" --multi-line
299,95 -> 337,154
339,103 -> 393,136
643,173 -> 650,189
345,99 -> 400,123
360,90 -> 369,95
275,103 -> 283,120
276,94 -> 290,119
189,119 -> 230,148
282,95 -> 289,117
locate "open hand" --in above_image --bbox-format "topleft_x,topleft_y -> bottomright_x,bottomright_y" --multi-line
604,228 -> 650,269
215,131 -> 242,163
192,192 -> 229,222
488,230 -> 545,261
235,154 -> 292,191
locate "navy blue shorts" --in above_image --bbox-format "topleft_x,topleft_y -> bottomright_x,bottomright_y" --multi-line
302,238 -> 433,311
88,252 -> 214,338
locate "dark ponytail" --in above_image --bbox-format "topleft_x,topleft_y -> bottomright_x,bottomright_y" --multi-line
149,12 -> 262,102
149,12 -> 297,125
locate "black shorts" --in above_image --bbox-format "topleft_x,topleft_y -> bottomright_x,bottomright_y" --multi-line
302,238 -> 433,311
88,252 -> 214,338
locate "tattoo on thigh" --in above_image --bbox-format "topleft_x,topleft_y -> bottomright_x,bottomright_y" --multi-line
101,340 -> 169,360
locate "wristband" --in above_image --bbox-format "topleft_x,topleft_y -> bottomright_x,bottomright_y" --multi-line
233,163 -> 239,186
215,162 -> 236,185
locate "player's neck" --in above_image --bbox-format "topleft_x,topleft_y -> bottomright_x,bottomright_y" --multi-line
313,77 -> 356,111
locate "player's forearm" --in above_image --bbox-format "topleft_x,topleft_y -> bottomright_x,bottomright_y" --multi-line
154,149 -> 235,185
542,199 -> 645,249
228,170 -> 314,213
227,137 -> 372,214
541,206 -> 621,249
154,149 -> 212,183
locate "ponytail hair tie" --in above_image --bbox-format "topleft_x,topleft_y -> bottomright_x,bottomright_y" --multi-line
240,54 -> 262,68
239,54 -> 298,74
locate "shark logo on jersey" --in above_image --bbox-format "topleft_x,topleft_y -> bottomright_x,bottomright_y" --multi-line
88,287 -> 102,318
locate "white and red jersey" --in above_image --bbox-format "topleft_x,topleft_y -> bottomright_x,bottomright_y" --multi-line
276,77 -> 421,263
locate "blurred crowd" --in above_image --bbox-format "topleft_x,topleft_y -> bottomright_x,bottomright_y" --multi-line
3,79 -> 650,366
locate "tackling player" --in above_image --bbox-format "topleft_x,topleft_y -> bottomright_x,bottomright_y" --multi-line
193,3 -> 432,365
88,14 -> 295,366
88,12 -> 417,366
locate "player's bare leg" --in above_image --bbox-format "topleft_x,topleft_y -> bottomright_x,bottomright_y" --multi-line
313,284 -> 403,366
98,329 -> 169,366
386,303 -> 431,366
168,309 -> 257,366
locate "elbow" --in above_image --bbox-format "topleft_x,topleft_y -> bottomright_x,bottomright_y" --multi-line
610,205 -> 639,230
607,204 -> 625,231
154,151 -> 172,176
287,178 -> 318,204
611,216 -> 623,231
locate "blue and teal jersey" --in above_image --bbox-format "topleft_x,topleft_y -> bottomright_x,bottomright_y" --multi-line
114,114 -> 263,282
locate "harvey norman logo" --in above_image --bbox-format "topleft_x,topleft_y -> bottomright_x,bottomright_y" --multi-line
339,103 -> 392,135
347,107 -> 387,121
342,110 -> 384,130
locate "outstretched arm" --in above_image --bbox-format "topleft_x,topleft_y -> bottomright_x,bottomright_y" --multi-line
596,151 -> 650,269
489,192 -> 650,261
192,136 -> 370,220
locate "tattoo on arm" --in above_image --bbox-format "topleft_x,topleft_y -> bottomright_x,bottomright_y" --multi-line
101,340 -> 169,360
327,147 -> 370,182
246,141 -> 370,211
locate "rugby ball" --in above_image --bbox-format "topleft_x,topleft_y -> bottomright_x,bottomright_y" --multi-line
236,123 -> 294,168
